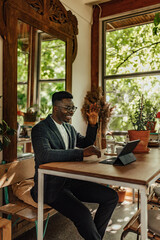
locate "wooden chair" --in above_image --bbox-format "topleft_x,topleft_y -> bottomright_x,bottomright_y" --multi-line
120,204 -> 160,240
0,158 -> 57,239
0,217 -> 11,240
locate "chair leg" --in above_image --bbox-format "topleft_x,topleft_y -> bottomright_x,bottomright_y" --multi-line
120,229 -> 130,240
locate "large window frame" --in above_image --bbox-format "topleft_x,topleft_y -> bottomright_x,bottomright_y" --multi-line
102,9 -> 160,132
36,32 -> 66,117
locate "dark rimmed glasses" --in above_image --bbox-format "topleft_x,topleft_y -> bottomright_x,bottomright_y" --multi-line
56,105 -> 77,113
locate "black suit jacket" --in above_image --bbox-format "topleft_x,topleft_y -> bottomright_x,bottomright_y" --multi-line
31,114 -> 98,203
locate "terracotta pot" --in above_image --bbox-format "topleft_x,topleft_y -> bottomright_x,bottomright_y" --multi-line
23,112 -> 37,122
128,130 -> 150,153
117,190 -> 126,203
146,121 -> 157,133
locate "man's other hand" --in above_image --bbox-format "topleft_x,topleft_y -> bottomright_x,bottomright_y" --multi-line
83,145 -> 101,158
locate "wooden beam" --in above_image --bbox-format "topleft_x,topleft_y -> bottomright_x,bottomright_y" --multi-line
91,6 -> 100,90
3,5 -> 17,162
100,0 -> 160,18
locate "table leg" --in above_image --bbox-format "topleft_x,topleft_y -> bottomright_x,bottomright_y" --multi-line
38,169 -> 44,240
140,187 -> 148,240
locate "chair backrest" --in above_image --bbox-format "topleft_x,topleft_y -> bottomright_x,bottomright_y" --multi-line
0,158 -> 35,188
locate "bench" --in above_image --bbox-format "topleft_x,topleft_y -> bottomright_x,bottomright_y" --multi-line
0,158 -> 57,239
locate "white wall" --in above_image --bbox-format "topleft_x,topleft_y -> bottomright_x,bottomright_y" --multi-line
62,0 -> 92,134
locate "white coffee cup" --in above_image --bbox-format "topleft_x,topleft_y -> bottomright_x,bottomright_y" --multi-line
116,146 -> 123,155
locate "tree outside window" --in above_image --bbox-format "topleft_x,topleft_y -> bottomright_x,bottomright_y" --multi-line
37,34 -> 65,119
103,12 -> 160,132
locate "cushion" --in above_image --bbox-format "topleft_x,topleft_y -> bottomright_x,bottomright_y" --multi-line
12,179 -> 51,209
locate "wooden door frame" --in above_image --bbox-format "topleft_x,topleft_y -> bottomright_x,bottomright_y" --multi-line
0,0 -> 78,162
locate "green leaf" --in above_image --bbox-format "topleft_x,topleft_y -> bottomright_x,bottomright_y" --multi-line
6,128 -> 16,135
0,141 -> 3,151
153,27 -> 158,35
3,136 -> 11,147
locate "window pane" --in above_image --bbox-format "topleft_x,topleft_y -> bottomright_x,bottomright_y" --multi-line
40,37 -> 65,80
106,21 -> 160,75
17,48 -> 29,83
39,82 -> 65,119
105,76 -> 160,131
17,84 -> 27,111
17,21 -> 30,83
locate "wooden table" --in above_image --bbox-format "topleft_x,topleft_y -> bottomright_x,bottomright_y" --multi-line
38,148 -> 160,240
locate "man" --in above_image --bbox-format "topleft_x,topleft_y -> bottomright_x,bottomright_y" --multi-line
31,91 -> 118,240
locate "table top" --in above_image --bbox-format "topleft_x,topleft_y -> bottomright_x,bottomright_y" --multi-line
39,148 -> 160,186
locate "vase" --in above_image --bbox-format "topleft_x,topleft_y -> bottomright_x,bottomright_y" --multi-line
128,130 -> 150,153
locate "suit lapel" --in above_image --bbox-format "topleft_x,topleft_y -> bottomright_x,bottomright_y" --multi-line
46,115 -> 66,149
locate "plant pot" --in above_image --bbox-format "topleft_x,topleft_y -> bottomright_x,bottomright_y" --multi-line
23,112 -> 37,122
113,187 -> 126,203
146,121 -> 157,133
128,130 -> 150,153
117,189 -> 126,203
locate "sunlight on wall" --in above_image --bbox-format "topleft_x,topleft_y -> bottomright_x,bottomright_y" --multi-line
62,0 -> 92,135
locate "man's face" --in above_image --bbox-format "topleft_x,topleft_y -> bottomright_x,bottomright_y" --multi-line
54,98 -> 76,124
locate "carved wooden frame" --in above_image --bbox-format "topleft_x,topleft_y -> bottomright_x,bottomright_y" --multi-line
0,0 -> 78,162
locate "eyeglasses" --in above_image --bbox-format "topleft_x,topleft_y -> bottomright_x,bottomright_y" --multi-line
56,105 -> 77,112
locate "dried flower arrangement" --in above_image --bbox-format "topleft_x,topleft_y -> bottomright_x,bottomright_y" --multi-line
81,87 -> 115,148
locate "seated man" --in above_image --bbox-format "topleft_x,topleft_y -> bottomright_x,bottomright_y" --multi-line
31,91 -> 118,240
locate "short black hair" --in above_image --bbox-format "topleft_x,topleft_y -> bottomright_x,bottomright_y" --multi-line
52,91 -> 73,105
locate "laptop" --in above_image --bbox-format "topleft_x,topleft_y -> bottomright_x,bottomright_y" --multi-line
100,139 -> 140,166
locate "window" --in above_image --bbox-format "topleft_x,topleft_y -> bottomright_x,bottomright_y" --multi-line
102,12 -> 160,131
37,33 -> 66,119
17,21 -> 30,114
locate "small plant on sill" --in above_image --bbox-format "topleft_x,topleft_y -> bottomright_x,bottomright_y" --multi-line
129,95 -> 147,131
0,120 -> 16,152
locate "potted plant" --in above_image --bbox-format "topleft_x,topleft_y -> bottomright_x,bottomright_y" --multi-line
23,104 -> 39,123
81,87 -> 115,149
39,103 -> 52,120
144,99 -> 158,132
128,95 -> 150,153
0,120 -> 16,152
113,186 -> 126,203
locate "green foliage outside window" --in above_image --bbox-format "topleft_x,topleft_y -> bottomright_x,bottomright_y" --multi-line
39,38 -> 65,118
40,39 -> 65,79
105,20 -> 160,131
